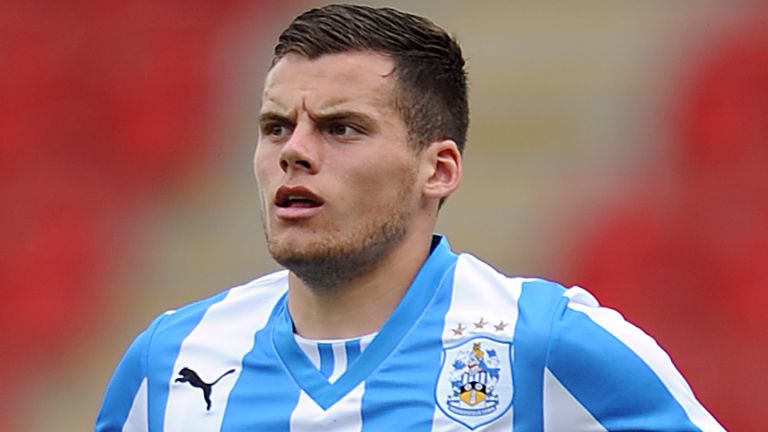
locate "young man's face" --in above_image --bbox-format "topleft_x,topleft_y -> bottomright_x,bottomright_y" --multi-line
255,51 -> 426,279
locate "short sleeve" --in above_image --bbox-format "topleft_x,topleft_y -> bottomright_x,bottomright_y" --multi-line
95,314 -> 167,432
543,287 -> 725,431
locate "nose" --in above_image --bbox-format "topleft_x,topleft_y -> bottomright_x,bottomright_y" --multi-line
279,121 -> 320,174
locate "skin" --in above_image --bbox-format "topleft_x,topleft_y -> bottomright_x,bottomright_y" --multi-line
255,51 -> 462,339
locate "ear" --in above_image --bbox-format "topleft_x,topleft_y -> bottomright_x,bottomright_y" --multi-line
421,139 -> 462,202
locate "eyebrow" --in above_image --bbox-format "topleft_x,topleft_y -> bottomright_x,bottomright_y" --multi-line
259,109 -> 378,132
258,111 -> 293,125
311,110 -> 376,127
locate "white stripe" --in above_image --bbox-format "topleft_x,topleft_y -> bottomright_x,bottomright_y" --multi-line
329,342 -> 348,383
164,271 -> 289,431
431,254 -> 522,430
442,255 -> 522,343
122,378 -> 148,432
295,337 -> 321,369
289,383 -> 365,431
543,368 -> 606,432
431,401 -> 513,432
359,334 -> 375,351
566,291 -> 725,432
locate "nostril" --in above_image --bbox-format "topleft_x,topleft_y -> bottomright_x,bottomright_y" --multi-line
279,155 -> 314,172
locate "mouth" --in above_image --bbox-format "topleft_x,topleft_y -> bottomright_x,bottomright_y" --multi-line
274,185 -> 324,215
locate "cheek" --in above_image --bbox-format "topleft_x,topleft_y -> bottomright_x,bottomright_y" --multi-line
346,161 -> 415,202
253,145 -> 274,186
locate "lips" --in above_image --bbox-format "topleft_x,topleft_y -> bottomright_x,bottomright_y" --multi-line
275,185 -> 324,208
273,185 -> 324,219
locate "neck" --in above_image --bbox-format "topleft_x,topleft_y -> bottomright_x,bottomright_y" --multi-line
287,229 -> 434,339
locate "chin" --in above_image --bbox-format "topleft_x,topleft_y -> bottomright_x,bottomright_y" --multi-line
266,218 -> 410,289
266,231 -> 329,262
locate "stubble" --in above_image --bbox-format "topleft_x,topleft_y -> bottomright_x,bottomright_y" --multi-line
263,170 -> 417,291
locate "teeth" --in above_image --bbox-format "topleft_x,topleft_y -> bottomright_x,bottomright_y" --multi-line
276,189 -> 321,207
280,195 -> 316,206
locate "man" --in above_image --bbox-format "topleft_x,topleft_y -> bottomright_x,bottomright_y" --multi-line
97,4 -> 724,431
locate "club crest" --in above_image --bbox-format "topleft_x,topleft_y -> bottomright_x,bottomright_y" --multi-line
435,336 -> 513,430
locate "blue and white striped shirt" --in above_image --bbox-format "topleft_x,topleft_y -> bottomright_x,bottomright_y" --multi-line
96,236 -> 723,431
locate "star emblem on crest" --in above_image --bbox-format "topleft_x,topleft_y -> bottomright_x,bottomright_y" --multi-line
451,323 -> 466,336
494,321 -> 508,332
473,317 -> 488,329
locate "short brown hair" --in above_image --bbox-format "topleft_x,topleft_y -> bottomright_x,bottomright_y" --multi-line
272,4 -> 469,153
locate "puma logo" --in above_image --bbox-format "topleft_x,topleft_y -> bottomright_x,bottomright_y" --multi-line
175,367 -> 236,411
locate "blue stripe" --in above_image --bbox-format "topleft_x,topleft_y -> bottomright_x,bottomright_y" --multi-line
548,307 -> 700,430
221,296 -> 301,431
273,310 -> 331,403
360,248 -> 457,431
318,343 -> 335,379
273,235 -> 458,410
345,339 -> 362,366
145,291 -> 230,431
512,279 -> 567,432
95,314 -> 165,431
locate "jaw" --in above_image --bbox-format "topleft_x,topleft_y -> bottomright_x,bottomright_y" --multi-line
267,205 -> 412,291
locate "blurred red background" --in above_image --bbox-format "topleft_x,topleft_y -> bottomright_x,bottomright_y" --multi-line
563,17 -> 768,432
1,0 -> 284,429
2,1 -> 764,430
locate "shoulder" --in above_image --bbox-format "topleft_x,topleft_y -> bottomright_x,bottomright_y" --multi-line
123,269 -> 290,384
160,270 -> 288,317
449,252 -> 578,347
96,271 -> 290,430
453,252 -> 571,310
542,284 -> 724,430
451,254 -> 723,430
149,269 -> 290,336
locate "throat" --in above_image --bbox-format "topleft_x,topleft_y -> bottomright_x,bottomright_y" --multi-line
288,270 -> 403,339
278,218 -> 431,339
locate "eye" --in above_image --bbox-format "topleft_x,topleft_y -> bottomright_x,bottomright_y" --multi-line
328,124 -> 359,136
262,123 -> 290,139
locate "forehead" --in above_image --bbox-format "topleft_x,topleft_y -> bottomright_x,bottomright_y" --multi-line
262,51 -> 397,115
